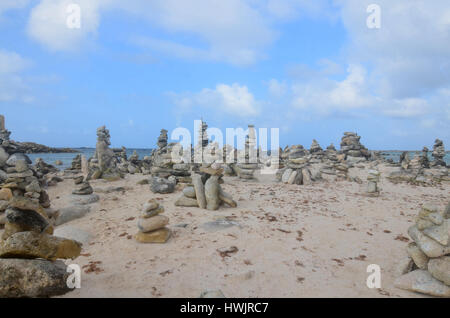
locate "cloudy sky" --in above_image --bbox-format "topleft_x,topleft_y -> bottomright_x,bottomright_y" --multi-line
0,0 -> 449,150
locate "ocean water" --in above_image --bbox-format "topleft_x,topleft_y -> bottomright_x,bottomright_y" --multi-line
27,148 -> 153,170
25,149 -> 450,170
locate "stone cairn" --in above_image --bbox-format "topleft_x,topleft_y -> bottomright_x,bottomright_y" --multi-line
431,139 -> 446,167
278,145 -> 312,185
175,165 -> 237,210
235,125 -> 259,180
339,132 -> 369,163
135,199 -> 171,243
150,129 -> 190,194
88,126 -> 122,181
0,122 -> 81,297
395,203 -> 450,297
366,169 -> 380,196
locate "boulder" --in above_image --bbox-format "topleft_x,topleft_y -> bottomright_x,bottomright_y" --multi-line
0,231 -> 81,261
394,270 -> 450,297
427,256 -> 450,286
70,194 -> 100,206
5,208 -> 49,235
54,226 -> 93,246
408,225 -> 450,258
0,188 -> 12,201
0,259 -> 73,298
8,196 -> 40,213
182,186 -> 196,199
54,205 -> 91,226
6,153 -> 31,166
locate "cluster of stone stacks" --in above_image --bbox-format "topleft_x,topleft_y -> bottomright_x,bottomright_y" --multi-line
69,154 -> 82,171
88,126 -> 122,181
366,169 -> 380,196
431,139 -> 446,167
34,157 -> 58,177
339,132 -> 369,163
395,203 -> 450,297
150,129 -> 190,185
309,139 -> 325,163
235,125 -> 259,180
0,115 -> 11,150
135,199 -> 171,243
175,168 -> 237,210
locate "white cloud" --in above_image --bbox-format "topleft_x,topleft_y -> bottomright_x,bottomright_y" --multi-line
268,79 -> 287,98
0,0 -> 30,17
0,49 -> 33,103
171,83 -> 260,117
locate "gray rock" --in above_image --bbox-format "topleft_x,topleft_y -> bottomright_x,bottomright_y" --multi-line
281,169 -> 293,183
54,205 -> 91,226
219,188 -> 237,208
394,270 -> 450,297
406,242 -> 429,270
192,174 -> 206,209
6,153 -> 31,166
175,196 -> 199,207
54,226 -> 93,246
0,146 -> 8,167
428,256 -> 450,286
15,160 -> 29,173
205,175 -> 220,211
182,186 -> 196,199
0,259 -> 73,298
408,225 -> 450,258
72,182 -> 93,195
422,220 -> 449,246
137,215 -> 169,233
0,200 -> 8,212
201,219 -> 239,232
6,208 -> 49,234
302,168 -> 312,185
0,169 -> 7,182
444,202 -> 450,219
70,194 -> 100,205
150,177 -> 175,194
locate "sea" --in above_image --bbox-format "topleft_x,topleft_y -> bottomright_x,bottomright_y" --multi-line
26,148 -> 450,170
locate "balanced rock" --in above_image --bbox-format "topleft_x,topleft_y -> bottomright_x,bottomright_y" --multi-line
138,215 -> 169,233
205,175 -> 220,211
72,182 -> 93,195
135,228 -> 171,243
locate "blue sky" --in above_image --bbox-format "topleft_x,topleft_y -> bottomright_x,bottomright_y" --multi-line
0,0 -> 449,150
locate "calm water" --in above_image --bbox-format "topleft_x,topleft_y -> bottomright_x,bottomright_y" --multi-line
26,149 -> 450,170
27,148 -> 153,170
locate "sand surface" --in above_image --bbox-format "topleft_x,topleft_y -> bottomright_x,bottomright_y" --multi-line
7,163 -> 448,298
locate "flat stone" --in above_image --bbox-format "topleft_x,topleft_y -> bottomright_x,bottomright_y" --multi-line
8,196 -> 40,213
141,206 -> 164,218
428,256 -> 450,286
394,270 -> 450,297
143,199 -> 160,212
406,242 -> 429,270
175,195 -> 199,207
201,219 -> 240,232
5,208 -> 49,235
137,215 -> 169,233
54,226 -> 93,246
219,189 -> 237,208
394,257 -> 414,277
0,231 -> 81,261
0,259 -> 73,298
70,194 -> 100,206
6,154 -> 31,166
54,205 -> 91,226
408,225 -> 450,258
302,168 -> 312,185
150,177 -> 175,194
0,188 -> 12,201
422,220 -> 449,246
182,186 -> 196,199
135,227 -> 171,243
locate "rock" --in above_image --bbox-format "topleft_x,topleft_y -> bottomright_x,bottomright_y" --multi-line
150,177 -> 175,194
302,168 -> 312,185
408,225 -> 450,258
72,182 -> 93,195
15,160 -> 29,173
5,208 -> 49,235
137,215 -> 169,233
0,146 -> 9,167
54,206 -> 91,226
54,160 -> 63,166
175,196 -> 199,207
0,200 -> 8,212
25,181 -> 41,193
8,196 -> 40,213
135,228 -> 171,243
395,257 -> 414,277
70,194 -> 100,205
287,170 -> 299,184
143,199 -> 160,212
182,186 -> 196,199
137,179 -> 149,185
445,202 -> 450,219
200,290 -> 225,298
201,219 -> 239,232
0,259 -> 73,298
74,176 -> 84,185
6,153 -> 31,166
422,220 -> 449,246
219,188 -> 237,208
394,270 -> 450,297
54,226 -> 93,246
367,181 -> 378,193
0,231 -> 81,261
205,176 -> 220,211
406,242 -> 429,269
428,256 -> 450,286
281,169 -> 293,183
192,174 -> 207,209
0,188 -> 12,201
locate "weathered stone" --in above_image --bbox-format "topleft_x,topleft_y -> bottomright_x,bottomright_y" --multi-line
302,168 -> 312,185
74,176 -> 84,185
137,215 -> 169,233
135,228 -> 171,243
150,177 -> 175,194
5,208 -> 49,235
0,200 -> 8,211
394,270 -> 450,297
287,170 -> 298,184
6,154 -> 32,166
182,186 -> 196,199
408,225 -> 450,258
0,259 -> 73,298
0,188 -> 12,201
72,182 -> 93,195
175,196 -> 199,207
0,147 -> 8,167
219,188 -> 237,208
444,202 -> 450,219
70,194 -> 100,206
428,256 -> 450,286
422,220 -> 449,246
54,205 -> 91,226
281,169 -> 293,183
406,242 -> 429,270
205,175 -> 220,211
192,174 -> 206,209
54,226 -> 93,246
8,196 -> 40,213
395,257 -> 414,277
0,231 -> 81,261
141,206 -> 164,218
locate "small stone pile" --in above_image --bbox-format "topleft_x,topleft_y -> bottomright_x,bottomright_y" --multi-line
431,139 -> 446,167
135,199 -> 171,243
175,171 -> 237,210
395,203 -> 450,297
88,126 -> 122,181
339,132 -> 369,163
366,169 -> 380,196
235,125 -> 259,180
309,139 -> 325,163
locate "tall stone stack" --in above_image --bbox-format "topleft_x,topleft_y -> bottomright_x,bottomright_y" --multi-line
366,169 -> 380,196
395,204 -> 450,297
88,126 -> 122,180
67,154 -> 82,172
135,199 -> 171,243
277,145 -> 318,185
235,125 -> 259,180
339,132 -> 369,163
431,139 -> 446,167
0,115 -> 11,148
309,139 -> 325,163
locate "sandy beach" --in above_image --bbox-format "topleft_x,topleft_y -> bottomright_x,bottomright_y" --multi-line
23,163 -> 444,298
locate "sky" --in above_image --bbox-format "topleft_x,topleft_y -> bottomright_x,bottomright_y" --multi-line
0,0 -> 449,150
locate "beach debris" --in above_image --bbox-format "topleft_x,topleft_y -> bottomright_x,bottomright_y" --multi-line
135,199 -> 171,243
395,203 -> 450,297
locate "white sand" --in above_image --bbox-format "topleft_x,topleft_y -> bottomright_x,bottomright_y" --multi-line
8,163 -> 449,298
